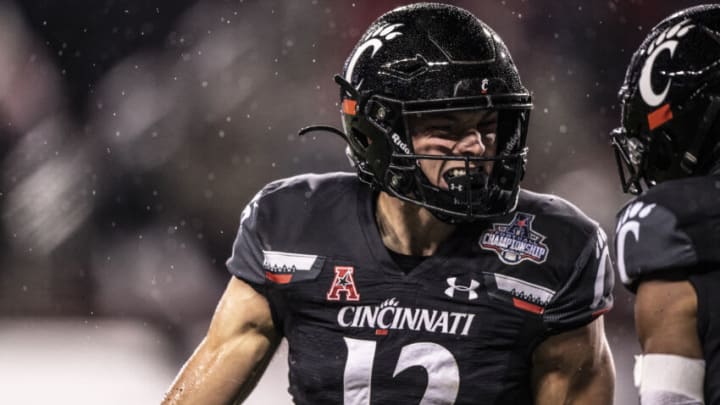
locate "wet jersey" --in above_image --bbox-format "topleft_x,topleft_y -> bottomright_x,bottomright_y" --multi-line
614,174 -> 720,403
228,172 -> 614,405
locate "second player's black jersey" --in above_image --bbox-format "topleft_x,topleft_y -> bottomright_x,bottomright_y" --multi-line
228,172 -> 614,405
614,174 -> 720,402
614,174 -> 720,290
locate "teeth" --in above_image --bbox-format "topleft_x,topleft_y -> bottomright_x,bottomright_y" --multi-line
449,168 -> 466,178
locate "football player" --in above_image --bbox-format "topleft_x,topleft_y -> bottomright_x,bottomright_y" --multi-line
611,4 -> 720,405
164,3 -> 615,404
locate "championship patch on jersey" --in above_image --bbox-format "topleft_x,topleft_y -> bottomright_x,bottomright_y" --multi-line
262,250 -> 325,284
479,212 -> 549,265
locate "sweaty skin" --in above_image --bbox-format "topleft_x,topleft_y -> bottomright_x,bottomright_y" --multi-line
400,110 -> 615,404
532,316 -> 615,405
408,110 -> 498,190
162,277 -> 279,405
164,109 -> 615,405
635,279 -> 702,358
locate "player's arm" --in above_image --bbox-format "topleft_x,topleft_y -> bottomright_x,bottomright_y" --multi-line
531,316 -> 615,405
162,276 -> 280,405
633,279 -> 704,404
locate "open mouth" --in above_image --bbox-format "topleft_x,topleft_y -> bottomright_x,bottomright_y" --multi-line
442,166 -> 484,181
444,167 -> 471,180
441,166 -> 488,192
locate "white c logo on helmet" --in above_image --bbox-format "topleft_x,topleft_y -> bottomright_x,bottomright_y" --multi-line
639,41 -> 678,107
345,23 -> 404,89
638,19 -> 694,107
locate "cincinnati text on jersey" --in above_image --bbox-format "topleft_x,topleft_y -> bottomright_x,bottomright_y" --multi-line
336,298 -> 476,336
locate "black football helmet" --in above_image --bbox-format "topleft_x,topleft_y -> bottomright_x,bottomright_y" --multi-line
612,4 -> 720,194
301,3 -> 532,222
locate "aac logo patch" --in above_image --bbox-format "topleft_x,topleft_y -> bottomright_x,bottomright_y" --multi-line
479,212 -> 549,265
327,266 -> 360,301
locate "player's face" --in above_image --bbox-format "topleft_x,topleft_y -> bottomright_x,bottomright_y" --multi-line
408,110 -> 498,190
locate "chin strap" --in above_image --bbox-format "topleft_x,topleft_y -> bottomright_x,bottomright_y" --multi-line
297,73 -> 362,144
297,124 -> 348,142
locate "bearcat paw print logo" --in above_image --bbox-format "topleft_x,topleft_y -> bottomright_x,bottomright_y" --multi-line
616,201 -> 657,284
345,23 -> 404,87
640,19 -> 695,108
379,297 -> 399,308
367,23 -> 404,42
616,201 -> 657,232
647,19 -> 694,55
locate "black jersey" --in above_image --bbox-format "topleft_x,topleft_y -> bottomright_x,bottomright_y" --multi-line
228,172 -> 614,405
614,174 -> 720,403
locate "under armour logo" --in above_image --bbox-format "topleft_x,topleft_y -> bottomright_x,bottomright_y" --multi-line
445,277 -> 480,300
449,183 -> 464,192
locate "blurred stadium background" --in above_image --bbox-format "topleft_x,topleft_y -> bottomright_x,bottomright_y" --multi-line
0,0 -> 707,403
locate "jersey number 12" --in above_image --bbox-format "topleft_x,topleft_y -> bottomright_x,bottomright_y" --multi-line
343,337 -> 459,405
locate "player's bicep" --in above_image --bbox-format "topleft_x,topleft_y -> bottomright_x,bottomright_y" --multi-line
633,279 -> 706,405
635,279 -> 701,357
163,277 -> 279,405
207,276 -> 277,345
532,316 -> 614,405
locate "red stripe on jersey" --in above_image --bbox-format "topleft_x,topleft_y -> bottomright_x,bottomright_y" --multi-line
512,298 -> 544,314
375,329 -> 388,336
647,103 -> 673,130
265,272 -> 293,284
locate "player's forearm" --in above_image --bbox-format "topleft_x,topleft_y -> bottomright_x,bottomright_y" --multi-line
568,364 -> 615,404
534,335 -> 615,405
534,366 -> 614,405
564,342 -> 615,404
162,333 -> 275,405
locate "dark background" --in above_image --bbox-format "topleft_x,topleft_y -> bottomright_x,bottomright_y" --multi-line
0,1 -> 708,403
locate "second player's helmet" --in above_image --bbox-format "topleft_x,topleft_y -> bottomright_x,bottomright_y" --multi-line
612,4 -> 720,194
335,3 -> 532,222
